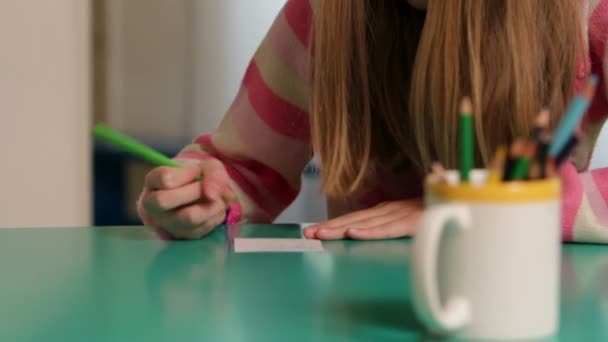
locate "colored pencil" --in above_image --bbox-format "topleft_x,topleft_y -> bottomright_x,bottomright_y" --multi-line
555,129 -> 583,166
532,108 -> 550,140
488,145 -> 507,183
92,124 -> 241,202
509,141 -> 538,180
545,158 -> 557,178
93,124 -> 180,167
431,161 -> 447,181
503,138 -> 526,181
459,97 -> 474,182
549,75 -> 598,157
529,161 -> 542,179
536,132 -> 551,179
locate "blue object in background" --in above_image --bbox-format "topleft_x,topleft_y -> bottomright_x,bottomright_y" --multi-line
93,139 -> 186,225
93,144 -> 129,225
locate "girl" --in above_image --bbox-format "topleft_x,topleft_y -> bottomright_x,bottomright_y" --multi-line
138,0 -> 608,242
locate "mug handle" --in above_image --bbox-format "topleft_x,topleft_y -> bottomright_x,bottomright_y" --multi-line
411,204 -> 472,334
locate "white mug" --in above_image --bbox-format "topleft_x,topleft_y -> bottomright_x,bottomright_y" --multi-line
411,170 -> 562,340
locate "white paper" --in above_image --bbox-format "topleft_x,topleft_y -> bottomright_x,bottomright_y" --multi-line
233,238 -> 324,253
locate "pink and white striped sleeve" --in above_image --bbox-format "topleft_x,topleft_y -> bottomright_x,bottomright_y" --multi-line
177,0 -> 314,224
561,0 -> 608,243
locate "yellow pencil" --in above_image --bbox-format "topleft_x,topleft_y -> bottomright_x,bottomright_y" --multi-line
488,145 -> 507,183
431,161 -> 447,181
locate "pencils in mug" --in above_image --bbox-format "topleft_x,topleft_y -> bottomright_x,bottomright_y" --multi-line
509,141 -> 537,180
431,161 -> 447,181
488,145 -> 507,183
555,129 -> 583,167
536,132 -> 551,178
459,97 -> 474,182
549,75 -> 597,158
528,131 -> 551,179
532,108 -> 550,140
503,138 -> 526,181
545,158 -> 557,178
515,109 -> 550,180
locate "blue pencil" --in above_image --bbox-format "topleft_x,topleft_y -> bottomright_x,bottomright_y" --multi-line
548,75 -> 598,157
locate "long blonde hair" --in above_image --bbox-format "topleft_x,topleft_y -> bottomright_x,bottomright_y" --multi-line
311,0 -> 583,197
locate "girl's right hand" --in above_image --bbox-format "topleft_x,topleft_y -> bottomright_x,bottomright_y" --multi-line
137,159 -> 233,239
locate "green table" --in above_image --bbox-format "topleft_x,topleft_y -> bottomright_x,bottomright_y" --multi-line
0,225 -> 606,341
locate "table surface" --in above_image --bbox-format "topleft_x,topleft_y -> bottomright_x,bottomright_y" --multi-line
0,225 -> 606,342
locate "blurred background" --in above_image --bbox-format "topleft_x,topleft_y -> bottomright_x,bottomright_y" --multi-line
1,0 -> 325,228
1,0 -> 607,228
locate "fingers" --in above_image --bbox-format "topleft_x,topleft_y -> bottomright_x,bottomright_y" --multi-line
311,202 -> 401,229
304,202 -> 414,239
303,203 -> 398,238
303,200 -> 423,241
138,159 -> 234,240
198,159 -> 231,200
154,199 -> 226,231
150,200 -> 227,240
337,210 -> 410,231
144,164 -> 201,190
312,227 -> 349,240
142,181 -> 203,214
313,210 -> 413,240
346,211 -> 421,240
302,227 -> 318,239
169,212 -> 227,240
136,189 -> 154,226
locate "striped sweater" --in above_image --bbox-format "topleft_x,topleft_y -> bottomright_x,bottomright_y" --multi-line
177,0 -> 608,243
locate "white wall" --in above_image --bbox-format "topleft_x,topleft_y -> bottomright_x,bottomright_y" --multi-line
106,0 -> 286,139
590,123 -> 608,169
191,0 -> 286,134
0,0 -> 91,227
106,0 -> 192,140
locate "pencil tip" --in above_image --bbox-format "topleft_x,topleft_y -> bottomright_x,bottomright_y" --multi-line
430,162 -> 446,177
511,138 -> 526,154
582,74 -> 599,99
536,108 -> 550,127
460,97 -> 472,115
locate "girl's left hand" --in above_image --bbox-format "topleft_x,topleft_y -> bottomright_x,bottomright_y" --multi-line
303,199 -> 423,240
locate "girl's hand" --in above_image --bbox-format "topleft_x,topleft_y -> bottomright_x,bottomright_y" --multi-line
303,200 -> 423,240
137,159 -> 234,240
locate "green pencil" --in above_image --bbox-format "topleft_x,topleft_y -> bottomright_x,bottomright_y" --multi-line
92,124 -> 180,167
92,124 -> 239,202
459,97 -> 474,182
509,141 -> 537,180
